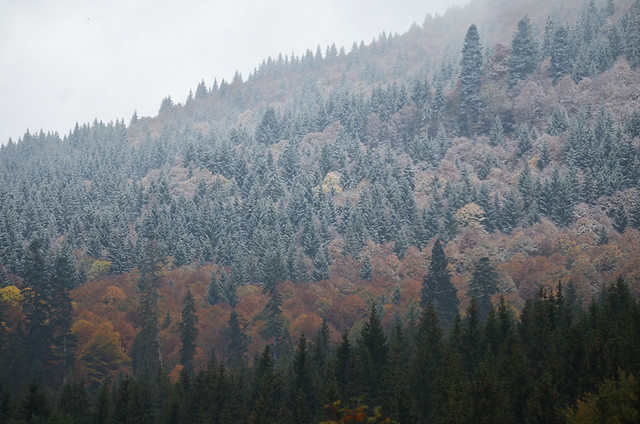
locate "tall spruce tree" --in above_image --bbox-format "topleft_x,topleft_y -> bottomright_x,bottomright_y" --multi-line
420,238 -> 459,329
468,257 -> 500,321
50,248 -> 75,384
459,24 -> 484,135
179,288 -> 198,373
131,237 -> 163,375
22,239 -> 53,383
508,16 -> 539,87
549,26 -> 572,83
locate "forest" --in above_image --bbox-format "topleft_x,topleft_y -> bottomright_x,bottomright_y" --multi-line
2,0 -> 640,422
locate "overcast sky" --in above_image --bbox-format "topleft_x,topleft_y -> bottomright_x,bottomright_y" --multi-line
0,0 -> 468,144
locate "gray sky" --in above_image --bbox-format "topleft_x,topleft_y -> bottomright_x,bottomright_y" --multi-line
0,0 -> 467,144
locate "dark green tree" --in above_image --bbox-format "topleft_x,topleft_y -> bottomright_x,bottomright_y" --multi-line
179,288 -> 198,374
421,238 -> 459,329
468,257 -> 500,321
357,306 -> 389,405
292,334 -> 314,422
224,310 -> 248,368
22,239 -> 53,383
50,248 -> 75,385
131,237 -> 163,375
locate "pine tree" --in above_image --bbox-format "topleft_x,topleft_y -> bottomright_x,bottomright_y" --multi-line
312,248 -> 331,281
468,257 -> 499,321
359,255 -> 373,281
207,272 -> 224,305
420,238 -> 459,329
538,140 -> 551,170
131,237 -> 163,374
255,107 -> 281,145
50,248 -> 75,384
357,306 -> 389,405
224,310 -> 248,368
179,288 -> 198,374
597,226 -> 610,245
292,334 -> 314,422
508,16 -> 539,87
549,26 -> 572,83
459,24 -> 484,135
612,202 -> 629,233
489,115 -> 505,147
546,105 -> 569,136
515,123 -> 533,157
630,190 -> 640,229
22,239 -> 53,383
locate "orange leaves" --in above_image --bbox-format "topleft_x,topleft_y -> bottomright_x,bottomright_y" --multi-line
79,321 -> 130,386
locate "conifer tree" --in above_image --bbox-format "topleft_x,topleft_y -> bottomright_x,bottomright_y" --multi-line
224,310 -> 248,368
179,288 -> 198,374
312,248 -> 331,281
489,115 -> 505,147
508,16 -> 539,87
459,24 -> 484,135
549,26 -> 572,83
359,255 -> 373,281
131,237 -> 163,375
612,202 -> 629,233
597,226 -> 610,245
357,306 -> 389,405
22,239 -> 53,383
50,248 -> 75,384
468,257 -> 500,321
421,238 -> 458,329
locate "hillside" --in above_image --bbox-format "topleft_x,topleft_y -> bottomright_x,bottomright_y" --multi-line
2,0 -> 640,421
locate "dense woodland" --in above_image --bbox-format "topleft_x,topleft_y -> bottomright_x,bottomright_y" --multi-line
2,0 -> 640,422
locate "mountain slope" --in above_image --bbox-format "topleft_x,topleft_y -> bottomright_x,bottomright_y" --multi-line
1,0 -> 640,391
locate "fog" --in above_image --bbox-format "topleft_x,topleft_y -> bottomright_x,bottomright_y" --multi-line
0,0 -> 468,144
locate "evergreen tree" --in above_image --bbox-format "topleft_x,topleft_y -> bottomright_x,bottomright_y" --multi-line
312,248 -> 331,281
131,237 -> 163,374
508,16 -> 539,87
612,202 -> 629,233
468,257 -> 499,321
357,306 -> 389,405
179,288 -> 198,374
50,248 -> 75,385
421,238 -> 459,329
22,239 -> 53,383
224,310 -> 248,368
255,107 -> 281,145
207,272 -> 224,305
515,123 -> 533,157
597,226 -> 610,245
292,334 -> 314,422
489,115 -> 506,147
538,140 -> 551,170
359,255 -> 373,281
547,105 -> 569,136
549,26 -> 572,83
630,190 -> 640,229
411,303 -> 443,420
459,24 -> 484,135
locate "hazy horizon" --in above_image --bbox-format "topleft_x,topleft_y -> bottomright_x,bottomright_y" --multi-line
0,0 -> 468,145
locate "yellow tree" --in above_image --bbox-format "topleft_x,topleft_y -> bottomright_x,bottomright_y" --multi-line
80,322 -> 130,387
